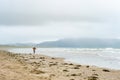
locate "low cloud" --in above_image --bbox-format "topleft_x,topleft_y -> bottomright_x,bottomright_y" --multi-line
0,0 -> 120,43
0,0 -> 120,25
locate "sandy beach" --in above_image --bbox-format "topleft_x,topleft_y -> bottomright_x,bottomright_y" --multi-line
0,50 -> 120,80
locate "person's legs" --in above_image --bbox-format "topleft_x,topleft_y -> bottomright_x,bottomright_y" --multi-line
33,50 -> 35,54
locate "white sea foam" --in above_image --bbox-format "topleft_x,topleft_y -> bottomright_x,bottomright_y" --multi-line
9,48 -> 120,70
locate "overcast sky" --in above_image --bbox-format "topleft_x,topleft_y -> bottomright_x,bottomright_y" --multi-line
0,0 -> 120,44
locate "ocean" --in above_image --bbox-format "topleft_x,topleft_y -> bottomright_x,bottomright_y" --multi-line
9,48 -> 120,70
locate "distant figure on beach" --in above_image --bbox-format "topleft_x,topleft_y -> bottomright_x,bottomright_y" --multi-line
32,47 -> 36,54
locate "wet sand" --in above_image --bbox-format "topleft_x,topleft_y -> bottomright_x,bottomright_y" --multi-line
0,50 -> 120,80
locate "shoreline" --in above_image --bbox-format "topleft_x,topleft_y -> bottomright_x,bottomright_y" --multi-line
9,47 -> 120,70
0,50 -> 120,80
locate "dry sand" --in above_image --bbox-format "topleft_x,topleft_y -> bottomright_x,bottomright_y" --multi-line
0,50 -> 120,80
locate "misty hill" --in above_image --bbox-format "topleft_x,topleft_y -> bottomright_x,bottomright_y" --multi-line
4,43 -> 36,47
37,38 -> 120,48
11,43 -> 35,46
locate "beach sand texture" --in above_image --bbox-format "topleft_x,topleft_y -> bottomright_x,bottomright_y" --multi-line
0,50 -> 120,80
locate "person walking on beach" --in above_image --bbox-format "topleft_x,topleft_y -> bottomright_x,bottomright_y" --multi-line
33,47 -> 36,54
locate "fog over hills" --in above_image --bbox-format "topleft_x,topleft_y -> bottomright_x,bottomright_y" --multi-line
37,38 -> 120,48
2,38 -> 120,48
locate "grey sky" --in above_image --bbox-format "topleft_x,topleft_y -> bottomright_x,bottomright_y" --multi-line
0,0 -> 120,44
